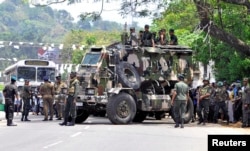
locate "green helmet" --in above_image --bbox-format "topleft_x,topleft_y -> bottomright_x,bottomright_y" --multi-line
217,81 -> 223,87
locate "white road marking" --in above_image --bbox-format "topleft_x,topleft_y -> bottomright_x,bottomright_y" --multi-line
43,141 -> 63,149
70,132 -> 82,137
84,126 -> 90,129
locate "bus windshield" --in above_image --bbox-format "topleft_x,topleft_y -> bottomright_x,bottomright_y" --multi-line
17,67 -> 36,81
37,67 -> 56,82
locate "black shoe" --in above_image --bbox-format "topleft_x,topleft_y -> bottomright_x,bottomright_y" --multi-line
197,121 -> 203,125
66,122 -> 75,126
242,124 -> 247,128
43,119 -> 48,121
203,122 -> 206,125
212,120 -> 218,124
21,118 -> 24,121
7,120 -> 17,126
57,117 -> 62,120
24,119 -> 31,122
180,125 -> 184,128
174,124 -> 179,128
49,118 -> 53,121
59,122 -> 67,126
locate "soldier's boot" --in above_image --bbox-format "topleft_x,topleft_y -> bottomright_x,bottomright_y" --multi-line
174,119 -> 179,128
59,119 -> 67,126
24,116 -> 31,122
8,120 -> 17,126
21,115 -> 24,121
66,118 -> 75,126
180,118 -> 184,128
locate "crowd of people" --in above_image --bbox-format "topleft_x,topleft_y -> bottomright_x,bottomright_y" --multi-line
2,72 -> 80,126
126,24 -> 178,47
188,78 -> 250,128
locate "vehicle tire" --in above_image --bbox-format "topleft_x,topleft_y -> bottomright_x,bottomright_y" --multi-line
116,62 -> 141,90
133,111 -> 147,123
75,109 -> 89,124
171,97 -> 194,124
107,92 -> 136,124
155,112 -> 165,120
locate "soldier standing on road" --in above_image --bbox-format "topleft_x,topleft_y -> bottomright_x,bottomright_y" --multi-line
60,72 -> 79,126
39,76 -> 55,121
21,80 -> 31,122
241,78 -> 250,128
3,76 -> 19,126
197,78 -> 212,125
212,81 -> 229,124
54,75 -> 67,120
171,74 -> 189,128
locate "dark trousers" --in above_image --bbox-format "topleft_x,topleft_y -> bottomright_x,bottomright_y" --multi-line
197,99 -> 209,122
213,101 -> 229,122
64,95 -> 76,121
22,98 -> 30,117
5,99 -> 14,120
242,106 -> 250,126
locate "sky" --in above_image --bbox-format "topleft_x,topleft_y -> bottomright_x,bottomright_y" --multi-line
0,0 -> 155,27
49,1 -> 153,27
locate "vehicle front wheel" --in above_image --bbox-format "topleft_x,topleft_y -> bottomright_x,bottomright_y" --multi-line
75,109 -> 89,124
107,92 -> 136,124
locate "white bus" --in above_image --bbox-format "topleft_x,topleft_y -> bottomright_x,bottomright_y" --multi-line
3,59 -> 57,91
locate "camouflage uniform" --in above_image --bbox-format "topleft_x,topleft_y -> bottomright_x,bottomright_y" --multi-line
54,80 -> 67,120
21,81 -> 31,121
213,83 -> 229,124
40,79 -> 55,121
241,78 -> 250,127
197,80 -> 212,125
60,72 -> 79,126
3,77 -> 19,126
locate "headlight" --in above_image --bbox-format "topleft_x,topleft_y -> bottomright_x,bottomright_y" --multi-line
86,89 -> 95,95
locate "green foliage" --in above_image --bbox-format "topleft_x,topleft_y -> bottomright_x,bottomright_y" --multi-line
152,0 -> 250,82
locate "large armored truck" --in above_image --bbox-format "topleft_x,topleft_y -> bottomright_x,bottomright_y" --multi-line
75,43 -> 194,124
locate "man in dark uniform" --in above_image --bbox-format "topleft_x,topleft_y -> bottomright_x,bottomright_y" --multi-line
39,76 -> 55,121
197,78 -> 212,125
141,24 -> 155,47
60,72 -> 79,126
241,78 -> 250,128
3,76 -> 19,126
171,74 -> 189,128
21,80 -> 31,121
212,81 -> 229,124
169,29 -> 178,45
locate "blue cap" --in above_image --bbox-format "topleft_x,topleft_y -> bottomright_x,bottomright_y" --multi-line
11,76 -> 17,81
177,74 -> 184,80
43,76 -> 49,81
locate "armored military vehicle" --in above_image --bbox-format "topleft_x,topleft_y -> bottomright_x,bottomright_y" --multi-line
75,42 -> 194,124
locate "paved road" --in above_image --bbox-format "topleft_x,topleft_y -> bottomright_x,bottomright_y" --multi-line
0,113 -> 249,151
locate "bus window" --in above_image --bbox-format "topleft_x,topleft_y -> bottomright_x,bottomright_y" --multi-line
17,67 -> 36,81
37,67 -> 56,82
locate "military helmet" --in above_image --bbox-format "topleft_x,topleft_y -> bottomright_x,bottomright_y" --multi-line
11,76 -> 17,81
56,74 -> 61,80
217,81 -> 223,87
177,74 -> 184,80
203,77 -> 210,83
70,72 -> 77,77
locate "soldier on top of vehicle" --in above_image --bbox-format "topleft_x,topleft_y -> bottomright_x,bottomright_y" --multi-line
155,29 -> 168,45
141,24 -> 155,47
169,29 -> 178,45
